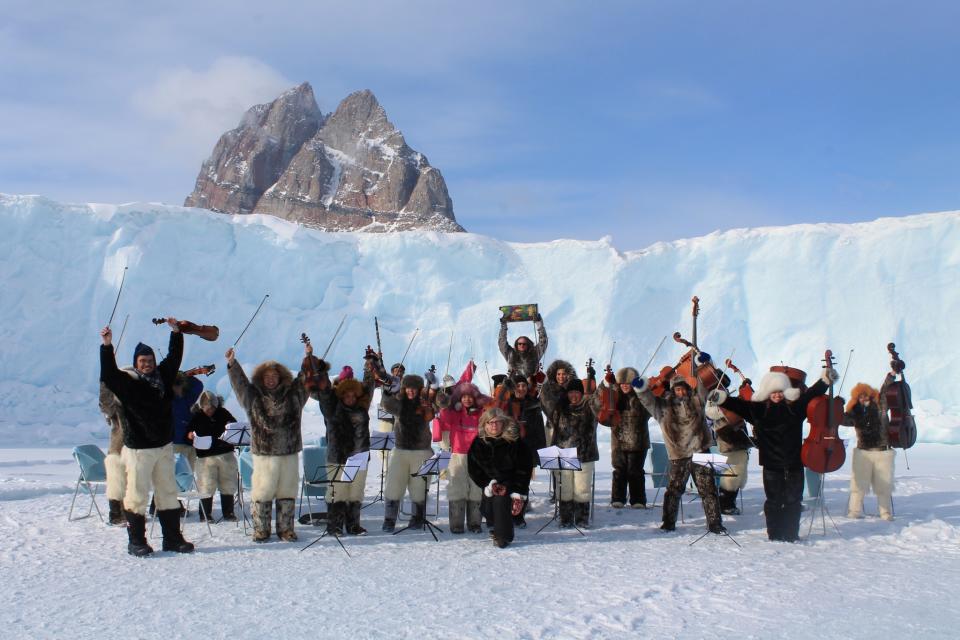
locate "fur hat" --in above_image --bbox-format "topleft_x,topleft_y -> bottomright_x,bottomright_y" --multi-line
450,381 -> 490,411
670,375 -> 691,390
390,363 -> 406,375
566,378 -> 585,394
616,367 -> 639,384
845,383 -> 880,413
251,360 -> 294,390
336,366 -> 354,381
401,374 -> 424,391
132,342 -> 155,366
511,373 -> 529,385
754,372 -> 801,402
192,390 -> 223,412
335,378 -> 364,401
478,407 -> 519,442
441,374 -> 457,389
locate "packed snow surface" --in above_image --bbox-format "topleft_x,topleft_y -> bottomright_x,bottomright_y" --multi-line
2,444 -> 959,638
1,194 -> 957,445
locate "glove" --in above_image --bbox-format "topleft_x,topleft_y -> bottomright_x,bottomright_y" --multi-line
695,351 -> 712,366
493,482 -> 508,496
706,389 -> 728,405
632,376 -> 646,390
705,402 -> 725,421
424,370 -> 438,389
386,377 -> 401,394
586,365 -> 596,379
500,317 -> 508,325
821,367 -> 839,385
604,371 -> 616,384
534,370 -> 546,384
511,497 -> 525,517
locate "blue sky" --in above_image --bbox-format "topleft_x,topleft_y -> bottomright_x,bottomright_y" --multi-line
2,1 -> 958,249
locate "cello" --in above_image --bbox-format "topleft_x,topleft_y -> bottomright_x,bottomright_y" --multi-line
802,350 -> 846,473
885,343 -> 917,449
152,318 -> 220,341
713,358 -> 756,450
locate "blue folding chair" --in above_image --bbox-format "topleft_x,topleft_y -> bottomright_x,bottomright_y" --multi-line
68,445 -> 108,522
298,445 -> 328,520
150,453 -> 213,539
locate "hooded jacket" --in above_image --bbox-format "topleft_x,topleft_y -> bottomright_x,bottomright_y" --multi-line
842,379 -> 892,450
99,331 -> 183,449
227,357 -> 314,456
312,366 -> 376,464
187,405 -> 238,458
540,360 -> 600,464
467,416 -> 534,496
380,376 -> 436,450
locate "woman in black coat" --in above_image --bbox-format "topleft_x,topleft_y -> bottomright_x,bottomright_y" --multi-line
467,408 -> 533,548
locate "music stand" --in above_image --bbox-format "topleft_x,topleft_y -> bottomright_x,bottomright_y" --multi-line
221,423 -> 252,534
535,446 -> 585,536
688,453 -> 741,548
803,439 -> 848,539
393,451 -> 450,541
299,463 -> 354,556
363,431 -> 395,509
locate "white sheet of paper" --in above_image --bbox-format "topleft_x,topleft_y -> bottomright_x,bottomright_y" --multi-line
415,450 -> 451,476
369,431 -> 396,451
192,435 -> 213,450
537,446 -> 581,470
221,422 -> 252,446
339,451 -> 370,481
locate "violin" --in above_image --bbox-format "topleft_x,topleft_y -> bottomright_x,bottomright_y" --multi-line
802,350 -> 846,473
183,364 -> 216,377
597,364 -> 620,427
152,318 -> 219,342
885,343 -> 917,449
583,358 -> 597,394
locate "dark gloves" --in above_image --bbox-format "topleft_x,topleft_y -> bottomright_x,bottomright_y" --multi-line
586,365 -> 596,379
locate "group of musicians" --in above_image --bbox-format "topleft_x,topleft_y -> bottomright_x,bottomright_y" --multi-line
97,310 -> 907,556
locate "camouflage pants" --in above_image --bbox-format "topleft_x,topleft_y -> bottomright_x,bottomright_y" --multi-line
662,457 -> 721,529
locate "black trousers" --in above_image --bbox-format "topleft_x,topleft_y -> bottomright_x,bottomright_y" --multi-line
611,448 -> 648,506
762,467 -> 805,542
481,495 -> 515,544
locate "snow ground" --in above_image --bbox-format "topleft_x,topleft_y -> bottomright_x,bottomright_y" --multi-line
2,441 -> 959,640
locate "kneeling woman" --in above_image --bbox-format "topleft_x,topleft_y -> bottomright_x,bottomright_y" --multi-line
467,408 -> 533,548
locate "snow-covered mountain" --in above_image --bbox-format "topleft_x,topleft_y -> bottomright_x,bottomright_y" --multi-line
184,84 -> 462,232
1,194 -> 957,445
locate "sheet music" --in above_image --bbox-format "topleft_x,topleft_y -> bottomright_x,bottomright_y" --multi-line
537,446 -> 581,470
416,450 -> 451,476
340,451 -> 370,482
692,452 -> 732,472
192,435 -> 212,450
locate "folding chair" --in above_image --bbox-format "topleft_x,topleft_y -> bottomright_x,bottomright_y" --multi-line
236,447 -> 254,529
298,445 -> 328,521
150,453 -> 213,539
649,442 -> 670,507
67,444 -> 108,522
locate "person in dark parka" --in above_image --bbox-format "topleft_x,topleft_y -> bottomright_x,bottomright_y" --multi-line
467,408 -> 533,548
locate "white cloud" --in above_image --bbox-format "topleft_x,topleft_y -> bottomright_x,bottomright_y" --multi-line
131,56 -> 293,154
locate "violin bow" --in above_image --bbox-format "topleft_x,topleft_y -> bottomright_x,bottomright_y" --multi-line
638,335 -> 668,378
107,266 -> 128,327
233,294 -> 269,347
836,348 -> 854,395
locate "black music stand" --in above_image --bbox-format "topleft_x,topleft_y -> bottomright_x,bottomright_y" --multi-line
688,453 -> 741,548
221,424 -> 252,534
803,439 -> 848,539
393,451 -> 449,541
363,431 -> 395,509
299,463 -> 353,556
536,446 -> 585,536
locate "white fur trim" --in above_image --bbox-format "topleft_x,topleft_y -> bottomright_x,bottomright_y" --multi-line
784,388 -> 801,402
705,403 -> 725,421
821,368 -> 839,385
753,372 -> 792,402
510,492 -> 526,501
484,479 -> 497,498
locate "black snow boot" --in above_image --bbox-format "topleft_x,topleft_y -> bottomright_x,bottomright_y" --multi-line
382,499 -> 399,532
408,502 -> 427,530
220,494 -> 237,522
574,502 -> 590,528
719,489 -> 740,515
661,494 -> 680,532
346,502 -> 367,535
198,497 -> 214,522
325,502 -> 344,536
559,501 -> 575,528
158,508 -> 195,553
108,499 -> 124,526
124,510 -> 153,557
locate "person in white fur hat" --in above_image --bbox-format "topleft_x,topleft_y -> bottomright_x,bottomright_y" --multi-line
707,363 -> 838,542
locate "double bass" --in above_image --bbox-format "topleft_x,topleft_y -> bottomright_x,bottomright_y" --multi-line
152,318 -> 220,342
802,350 -> 846,473
885,343 -> 917,449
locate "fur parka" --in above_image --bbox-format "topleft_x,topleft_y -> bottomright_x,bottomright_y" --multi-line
98,382 -> 127,456
313,367 -> 376,463
379,387 -> 436,450
842,380 -> 892,450
636,382 -> 712,461
498,317 -> 548,379
602,380 -> 651,454
227,357 -> 315,456
539,362 -> 599,463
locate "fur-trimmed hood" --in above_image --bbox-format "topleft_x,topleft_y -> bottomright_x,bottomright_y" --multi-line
251,360 -> 294,391
754,372 -> 801,403
401,374 -> 425,391
615,367 -> 639,384
546,359 -> 576,384
449,381 -> 491,411
191,390 -> 223,413
846,383 -> 880,413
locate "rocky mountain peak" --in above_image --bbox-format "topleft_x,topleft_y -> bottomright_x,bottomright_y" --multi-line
185,84 -> 462,232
